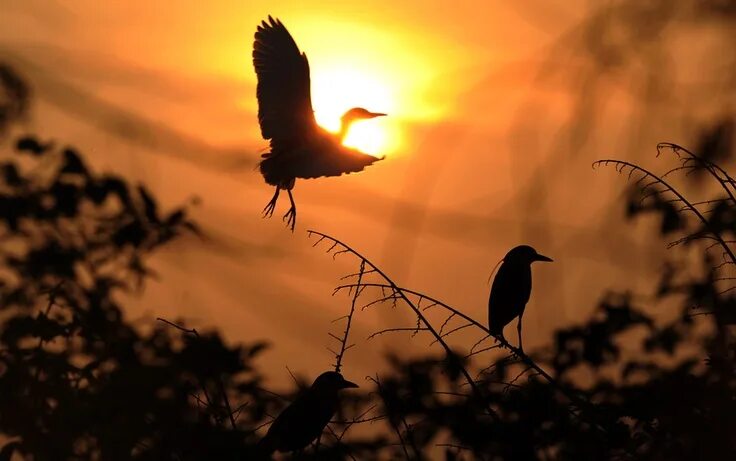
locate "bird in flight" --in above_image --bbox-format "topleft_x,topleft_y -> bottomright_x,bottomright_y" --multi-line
488,245 -> 552,351
252,16 -> 386,231
257,371 -> 359,456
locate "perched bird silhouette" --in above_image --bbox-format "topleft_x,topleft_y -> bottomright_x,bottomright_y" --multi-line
253,16 -> 386,230
488,245 -> 552,351
257,371 -> 359,457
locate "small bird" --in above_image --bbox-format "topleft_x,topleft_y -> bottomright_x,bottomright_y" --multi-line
488,245 -> 553,351
253,16 -> 386,231
257,371 -> 359,457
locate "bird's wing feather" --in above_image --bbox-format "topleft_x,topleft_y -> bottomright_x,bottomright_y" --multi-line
294,143 -> 383,179
253,16 -> 316,147
488,264 -> 532,333
260,392 -> 334,452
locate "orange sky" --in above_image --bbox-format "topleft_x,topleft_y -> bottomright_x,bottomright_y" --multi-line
1,0 -> 733,386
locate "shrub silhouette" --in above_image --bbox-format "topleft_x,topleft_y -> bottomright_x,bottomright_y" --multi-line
0,64 -> 734,460
0,135 -> 286,460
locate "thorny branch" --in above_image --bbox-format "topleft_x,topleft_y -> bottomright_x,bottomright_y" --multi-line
657,142 -> 736,207
333,282 -> 592,411
308,229 -> 500,421
326,265 -> 617,441
593,156 -> 736,266
332,260 -> 366,373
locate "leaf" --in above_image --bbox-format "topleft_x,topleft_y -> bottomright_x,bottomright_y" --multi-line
137,185 -> 159,224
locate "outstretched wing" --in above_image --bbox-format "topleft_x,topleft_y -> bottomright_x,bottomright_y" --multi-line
253,16 -> 316,148
295,145 -> 384,179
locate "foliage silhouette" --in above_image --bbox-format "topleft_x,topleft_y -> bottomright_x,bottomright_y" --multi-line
0,64 -> 29,135
1,63 -> 735,459
0,134 -> 286,460
305,141 -> 735,459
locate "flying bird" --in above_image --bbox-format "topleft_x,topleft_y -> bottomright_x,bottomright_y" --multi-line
488,245 -> 553,351
257,371 -> 359,456
252,16 -> 386,230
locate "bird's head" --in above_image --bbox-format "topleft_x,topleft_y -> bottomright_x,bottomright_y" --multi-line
337,108 -> 387,142
341,107 -> 387,124
504,245 -> 553,265
311,371 -> 359,393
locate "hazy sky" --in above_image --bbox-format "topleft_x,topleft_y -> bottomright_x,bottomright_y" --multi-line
1,0 -> 733,385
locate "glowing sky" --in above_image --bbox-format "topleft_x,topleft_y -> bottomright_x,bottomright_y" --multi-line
0,0 -> 732,385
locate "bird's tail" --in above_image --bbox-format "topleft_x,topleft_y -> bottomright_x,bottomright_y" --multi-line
258,155 -> 282,187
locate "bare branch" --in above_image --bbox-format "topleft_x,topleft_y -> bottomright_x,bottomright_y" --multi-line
309,230 -> 499,420
334,260 -> 366,373
594,158 -> 736,265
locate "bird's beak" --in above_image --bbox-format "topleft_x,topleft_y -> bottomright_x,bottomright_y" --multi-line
535,254 -> 553,262
341,380 -> 359,389
368,112 -> 387,118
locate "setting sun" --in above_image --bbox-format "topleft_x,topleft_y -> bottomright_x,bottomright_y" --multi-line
236,14 -> 456,159
310,66 -> 393,157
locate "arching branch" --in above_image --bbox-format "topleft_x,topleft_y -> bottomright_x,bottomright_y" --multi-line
593,159 -> 736,265
308,230 -> 499,420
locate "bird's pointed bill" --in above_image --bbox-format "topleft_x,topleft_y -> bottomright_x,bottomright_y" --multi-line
341,379 -> 359,389
535,254 -> 553,262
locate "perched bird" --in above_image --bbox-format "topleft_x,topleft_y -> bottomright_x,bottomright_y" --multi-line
252,16 -> 386,230
488,245 -> 553,351
257,371 -> 359,457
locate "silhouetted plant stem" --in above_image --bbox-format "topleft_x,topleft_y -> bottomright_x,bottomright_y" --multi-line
217,379 -> 239,430
657,142 -> 736,207
338,282 -> 619,442
368,375 -> 416,461
156,317 -> 238,430
594,158 -> 736,265
335,283 -> 589,408
32,282 -> 64,381
309,230 -> 500,421
332,260 -> 365,373
313,232 -> 620,444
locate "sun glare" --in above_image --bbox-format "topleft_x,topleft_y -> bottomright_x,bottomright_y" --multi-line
310,67 -> 394,157
239,14 -> 460,157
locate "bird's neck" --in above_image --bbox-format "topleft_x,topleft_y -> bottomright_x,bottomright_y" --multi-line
338,118 -> 355,142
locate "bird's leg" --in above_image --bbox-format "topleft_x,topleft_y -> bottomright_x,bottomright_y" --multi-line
262,187 -> 280,218
282,189 -> 297,231
517,314 -> 524,353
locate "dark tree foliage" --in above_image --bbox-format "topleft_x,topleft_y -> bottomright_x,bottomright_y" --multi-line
2,137 -> 734,460
0,64 -> 30,135
301,139 -> 736,460
0,63 -> 734,460
0,136 -> 282,460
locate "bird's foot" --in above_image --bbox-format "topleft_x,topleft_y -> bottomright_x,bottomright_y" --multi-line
282,206 -> 296,232
262,198 -> 278,218
262,187 -> 281,219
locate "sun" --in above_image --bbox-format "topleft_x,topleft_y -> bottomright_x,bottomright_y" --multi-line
239,15 -> 455,157
310,66 -> 395,157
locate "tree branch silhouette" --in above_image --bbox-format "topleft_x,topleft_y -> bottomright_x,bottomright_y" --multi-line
593,157 -> 736,265
308,230 -> 500,421
333,282 -> 595,414
331,260 -> 366,373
